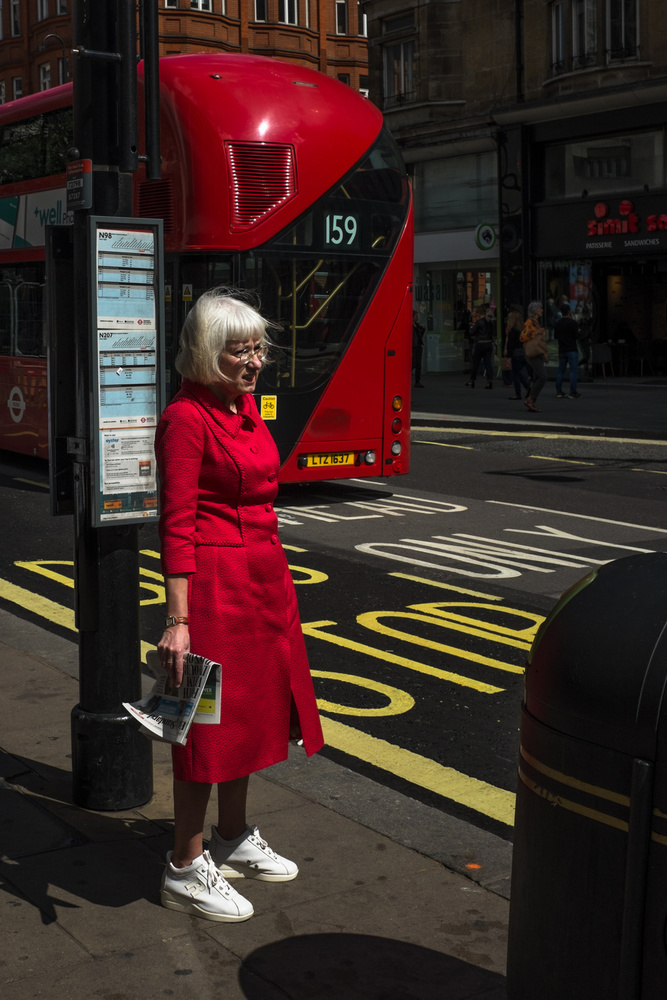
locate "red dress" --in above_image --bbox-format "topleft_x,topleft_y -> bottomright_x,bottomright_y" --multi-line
155,379 -> 324,783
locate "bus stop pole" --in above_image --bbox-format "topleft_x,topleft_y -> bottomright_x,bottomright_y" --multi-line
69,0 -> 152,810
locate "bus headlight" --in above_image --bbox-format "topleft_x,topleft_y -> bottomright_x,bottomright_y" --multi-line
364,450 -> 376,465
391,442 -> 402,456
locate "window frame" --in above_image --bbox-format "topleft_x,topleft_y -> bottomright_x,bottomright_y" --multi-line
190,0 -> 212,11
37,0 -> 49,20
382,38 -> 416,107
551,0 -> 566,73
572,0 -> 597,69
336,0 -> 347,35
10,0 -> 20,37
12,77 -> 22,101
39,64 -> 51,92
606,0 -> 639,62
278,0 -> 298,25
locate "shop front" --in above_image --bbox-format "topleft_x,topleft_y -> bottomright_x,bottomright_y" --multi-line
534,192 -> 667,377
410,146 -> 500,372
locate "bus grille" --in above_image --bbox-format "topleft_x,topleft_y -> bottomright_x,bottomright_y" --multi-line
227,142 -> 297,231
136,179 -> 174,234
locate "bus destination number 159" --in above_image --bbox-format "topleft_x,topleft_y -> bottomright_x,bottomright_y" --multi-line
324,213 -> 359,247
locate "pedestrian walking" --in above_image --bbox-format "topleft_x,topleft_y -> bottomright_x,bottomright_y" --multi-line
520,301 -> 548,412
466,305 -> 496,388
554,304 -> 581,398
412,310 -> 425,388
505,308 -> 531,400
155,287 -> 323,923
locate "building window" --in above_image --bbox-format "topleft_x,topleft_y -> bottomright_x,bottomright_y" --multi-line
255,0 -> 267,20
12,77 -> 22,101
607,0 -> 638,60
337,73 -> 350,85
304,0 -> 309,29
0,82 -> 5,105
572,0 -> 597,68
0,2 -> 3,42
383,39 -> 415,106
37,0 -> 48,19
544,130 -> 663,199
165,0 -> 178,7
358,3 -> 367,37
11,0 -> 20,37
190,0 -> 212,10
40,64 -> 51,91
58,57 -> 67,84
278,0 -> 297,24
57,0 -> 68,12
336,0 -> 347,34
551,1 -> 566,72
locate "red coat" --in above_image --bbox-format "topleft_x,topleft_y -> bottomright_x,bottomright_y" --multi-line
155,379 -> 323,783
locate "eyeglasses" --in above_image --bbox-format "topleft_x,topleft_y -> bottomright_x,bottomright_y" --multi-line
226,345 -> 268,364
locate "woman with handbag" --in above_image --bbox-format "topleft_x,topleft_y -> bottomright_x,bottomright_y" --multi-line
520,301 -> 548,412
155,287 -> 324,922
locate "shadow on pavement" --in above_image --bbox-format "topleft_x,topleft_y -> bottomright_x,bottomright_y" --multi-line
239,932 -> 506,1000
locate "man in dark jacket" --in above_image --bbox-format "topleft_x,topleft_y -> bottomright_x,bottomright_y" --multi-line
554,304 -> 581,398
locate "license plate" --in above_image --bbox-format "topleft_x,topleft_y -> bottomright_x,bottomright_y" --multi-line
304,452 -> 355,468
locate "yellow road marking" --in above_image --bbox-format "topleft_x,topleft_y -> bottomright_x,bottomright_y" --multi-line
528,455 -> 595,466
312,670 -> 414,717
389,572 -> 503,601
414,440 -> 473,450
415,426 -> 667,445
358,611 -> 526,670
322,716 -> 515,827
303,620 -> 504,694
0,577 -> 75,631
14,478 -> 49,489
630,467 -> 667,475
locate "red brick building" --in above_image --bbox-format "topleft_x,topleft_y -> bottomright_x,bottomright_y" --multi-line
0,0 -> 369,103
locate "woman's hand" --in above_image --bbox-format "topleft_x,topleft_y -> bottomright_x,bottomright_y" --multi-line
157,623 -> 190,689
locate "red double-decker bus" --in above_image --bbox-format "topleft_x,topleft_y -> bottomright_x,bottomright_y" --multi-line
0,54 -> 413,481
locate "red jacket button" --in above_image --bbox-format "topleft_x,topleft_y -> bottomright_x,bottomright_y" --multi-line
268,472 -> 276,482
271,534 -> 278,544
250,445 -> 259,454
265,503 -> 273,512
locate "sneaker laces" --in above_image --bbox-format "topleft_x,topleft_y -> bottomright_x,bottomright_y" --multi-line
248,827 -> 279,860
200,850 -> 234,897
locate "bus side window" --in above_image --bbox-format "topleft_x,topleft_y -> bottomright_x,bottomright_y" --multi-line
0,282 -> 11,354
15,282 -> 45,357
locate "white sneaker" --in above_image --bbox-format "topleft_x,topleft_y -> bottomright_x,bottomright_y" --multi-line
160,850 -> 254,922
209,825 -> 299,882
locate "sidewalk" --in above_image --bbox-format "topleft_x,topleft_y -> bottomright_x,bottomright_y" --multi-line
0,610 -> 509,1000
410,370 -> 667,439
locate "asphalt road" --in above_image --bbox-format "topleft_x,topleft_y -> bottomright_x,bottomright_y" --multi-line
1,427 -> 666,842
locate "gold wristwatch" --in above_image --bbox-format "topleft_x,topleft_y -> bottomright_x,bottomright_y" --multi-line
165,616 -> 189,627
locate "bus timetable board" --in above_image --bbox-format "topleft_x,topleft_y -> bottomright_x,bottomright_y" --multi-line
89,217 -> 165,527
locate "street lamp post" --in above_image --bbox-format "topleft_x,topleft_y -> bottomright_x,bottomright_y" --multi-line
39,32 -> 68,83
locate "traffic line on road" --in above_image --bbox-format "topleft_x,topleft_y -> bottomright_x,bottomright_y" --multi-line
303,619 -> 505,694
414,439 -> 474,450
320,716 -> 515,828
527,455 -> 595,466
388,572 -> 503,601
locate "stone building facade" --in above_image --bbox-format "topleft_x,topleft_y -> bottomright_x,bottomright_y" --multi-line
0,0 -> 368,103
363,0 -> 667,373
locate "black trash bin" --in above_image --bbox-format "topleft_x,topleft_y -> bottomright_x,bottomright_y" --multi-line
506,552 -> 667,1000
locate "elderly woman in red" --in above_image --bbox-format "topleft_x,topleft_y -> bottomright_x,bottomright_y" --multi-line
156,287 -> 323,923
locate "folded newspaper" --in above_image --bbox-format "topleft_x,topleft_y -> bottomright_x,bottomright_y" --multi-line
123,650 -> 221,746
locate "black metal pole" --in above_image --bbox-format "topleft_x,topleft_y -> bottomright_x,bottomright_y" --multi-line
70,0 -> 152,810
139,0 -> 162,181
